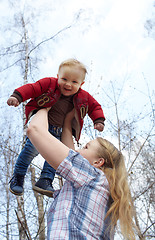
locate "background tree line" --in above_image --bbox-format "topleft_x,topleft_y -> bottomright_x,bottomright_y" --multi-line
0,0 -> 154,239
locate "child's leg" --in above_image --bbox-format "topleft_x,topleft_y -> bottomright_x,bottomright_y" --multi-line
10,137 -> 39,195
14,137 -> 39,175
40,161 -> 56,181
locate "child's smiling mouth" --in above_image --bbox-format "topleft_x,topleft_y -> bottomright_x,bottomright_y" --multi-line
64,88 -> 71,91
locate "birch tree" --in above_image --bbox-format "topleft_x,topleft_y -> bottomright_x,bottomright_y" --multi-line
0,0 -> 83,239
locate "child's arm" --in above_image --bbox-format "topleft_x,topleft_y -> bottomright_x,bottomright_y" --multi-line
61,109 -> 75,150
7,77 -> 56,104
86,92 -> 105,132
27,108 -> 70,170
7,96 -> 19,107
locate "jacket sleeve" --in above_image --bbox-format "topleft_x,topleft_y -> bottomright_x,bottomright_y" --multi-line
87,93 -> 105,122
14,78 -> 56,102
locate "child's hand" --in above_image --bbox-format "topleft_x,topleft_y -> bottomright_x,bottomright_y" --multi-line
94,123 -> 104,132
7,97 -> 19,107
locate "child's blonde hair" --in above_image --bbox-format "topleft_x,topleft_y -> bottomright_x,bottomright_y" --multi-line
58,58 -> 87,80
96,138 -> 136,240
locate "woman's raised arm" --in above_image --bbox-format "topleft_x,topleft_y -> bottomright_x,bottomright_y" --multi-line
27,108 -> 70,170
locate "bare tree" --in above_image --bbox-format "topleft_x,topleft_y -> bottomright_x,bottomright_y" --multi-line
0,1 -> 84,239
144,2 -> 155,39
101,78 -> 155,239
1,1 -> 154,239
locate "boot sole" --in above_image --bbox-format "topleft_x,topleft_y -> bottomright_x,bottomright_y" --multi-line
9,187 -> 23,196
32,185 -> 54,197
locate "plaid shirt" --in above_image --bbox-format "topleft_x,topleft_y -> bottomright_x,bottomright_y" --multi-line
47,150 -> 114,240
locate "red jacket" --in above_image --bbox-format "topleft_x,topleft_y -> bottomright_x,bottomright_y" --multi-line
15,77 -> 105,141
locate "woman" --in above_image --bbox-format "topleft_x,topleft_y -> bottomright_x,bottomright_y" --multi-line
27,108 -> 136,240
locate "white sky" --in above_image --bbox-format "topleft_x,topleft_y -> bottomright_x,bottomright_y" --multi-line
33,0 -> 154,127
0,0 -> 154,133
37,0 -> 154,83
28,0 -> 154,112
1,0 -> 154,90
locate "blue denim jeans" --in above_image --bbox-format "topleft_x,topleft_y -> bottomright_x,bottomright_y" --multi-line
14,125 -> 62,181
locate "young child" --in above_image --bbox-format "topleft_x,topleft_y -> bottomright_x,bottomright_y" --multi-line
7,58 -> 105,197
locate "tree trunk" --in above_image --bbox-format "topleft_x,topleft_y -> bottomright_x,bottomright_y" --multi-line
30,165 -> 45,240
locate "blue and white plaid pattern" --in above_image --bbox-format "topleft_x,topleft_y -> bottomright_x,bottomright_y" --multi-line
47,150 -> 113,240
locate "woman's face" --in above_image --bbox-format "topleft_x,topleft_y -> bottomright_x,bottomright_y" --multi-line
77,139 -> 101,166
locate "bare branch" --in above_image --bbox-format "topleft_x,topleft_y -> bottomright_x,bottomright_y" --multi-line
28,24 -> 72,56
133,182 -> 155,201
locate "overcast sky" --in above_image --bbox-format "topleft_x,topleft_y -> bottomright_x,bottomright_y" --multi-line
37,0 -> 155,126
36,0 -> 155,88
31,0 -> 155,114
1,0 -> 154,133
1,0 -> 154,90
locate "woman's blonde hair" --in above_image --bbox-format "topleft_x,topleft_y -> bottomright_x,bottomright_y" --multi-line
58,58 -> 87,80
96,137 -> 136,240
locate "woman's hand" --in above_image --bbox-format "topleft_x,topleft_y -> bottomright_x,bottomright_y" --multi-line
47,107 -> 51,112
64,108 -> 75,125
61,109 -> 75,150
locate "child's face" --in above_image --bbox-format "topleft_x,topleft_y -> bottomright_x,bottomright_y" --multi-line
57,65 -> 85,96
